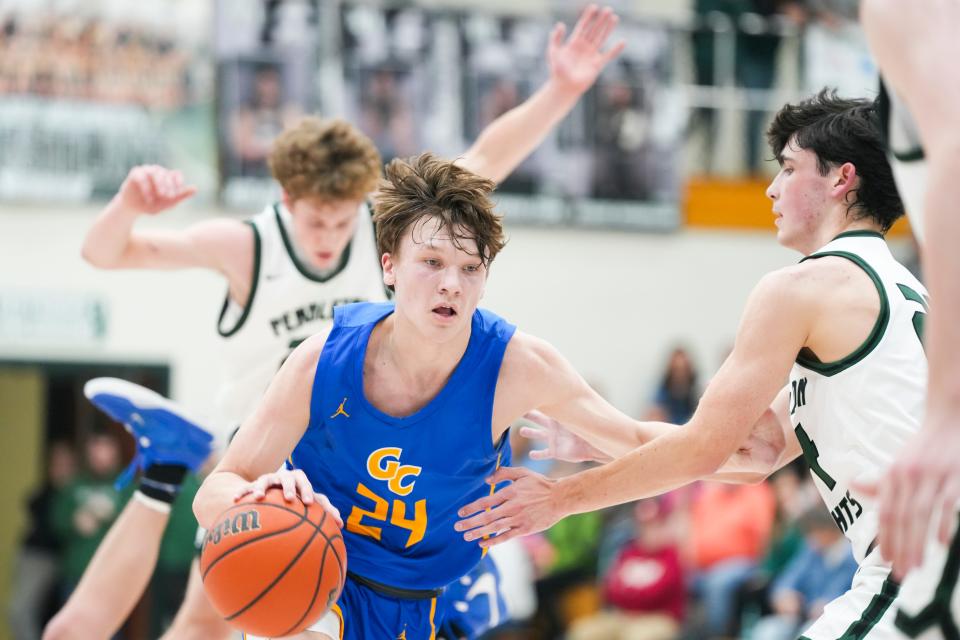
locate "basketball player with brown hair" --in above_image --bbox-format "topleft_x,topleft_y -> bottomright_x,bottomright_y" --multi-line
43,7 -> 626,639
193,151 -> 781,639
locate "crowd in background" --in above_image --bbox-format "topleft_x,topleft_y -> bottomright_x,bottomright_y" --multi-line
0,0 -> 878,208
9,432 -> 198,640
0,12 -> 189,109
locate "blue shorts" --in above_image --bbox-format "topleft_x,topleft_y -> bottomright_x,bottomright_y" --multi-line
310,573 -> 443,640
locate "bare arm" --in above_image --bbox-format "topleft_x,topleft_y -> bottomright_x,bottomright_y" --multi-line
861,0 -> 960,577
82,165 -> 249,275
193,332 -> 326,528
458,269 -> 812,544
514,348 -> 797,484
456,5 -> 624,183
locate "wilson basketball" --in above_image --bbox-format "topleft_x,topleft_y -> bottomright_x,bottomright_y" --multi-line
199,488 -> 347,637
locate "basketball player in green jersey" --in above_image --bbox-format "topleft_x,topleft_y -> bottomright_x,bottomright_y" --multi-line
43,7 -> 626,640
458,91 -> 941,638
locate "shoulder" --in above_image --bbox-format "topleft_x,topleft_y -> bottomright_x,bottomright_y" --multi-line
284,326 -> 334,376
498,331 -> 580,403
501,331 -> 563,376
750,259 -> 857,308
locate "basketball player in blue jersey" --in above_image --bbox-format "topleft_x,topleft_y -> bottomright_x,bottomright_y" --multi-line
859,0 -> 960,588
43,8 -> 627,640
193,152 -> 783,639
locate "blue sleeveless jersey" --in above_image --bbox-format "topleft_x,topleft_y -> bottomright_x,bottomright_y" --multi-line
291,301 -> 515,590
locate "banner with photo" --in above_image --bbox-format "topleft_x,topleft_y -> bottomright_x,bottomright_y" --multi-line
0,0 -> 215,203
457,10 -> 682,230
215,0 -> 323,209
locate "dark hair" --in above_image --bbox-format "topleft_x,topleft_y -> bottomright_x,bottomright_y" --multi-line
767,89 -> 904,231
373,153 -> 506,268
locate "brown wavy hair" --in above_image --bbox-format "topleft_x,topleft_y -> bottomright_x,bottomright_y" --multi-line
268,117 -> 382,202
373,153 -> 506,267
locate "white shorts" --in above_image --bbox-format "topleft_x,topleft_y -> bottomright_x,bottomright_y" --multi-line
800,514 -> 960,640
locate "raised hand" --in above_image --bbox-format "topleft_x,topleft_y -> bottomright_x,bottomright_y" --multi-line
117,165 -> 197,215
521,410 -> 612,463
548,5 -> 626,95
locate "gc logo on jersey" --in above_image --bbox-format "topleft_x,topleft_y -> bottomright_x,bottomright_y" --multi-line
348,448 -> 428,548
367,447 -> 422,496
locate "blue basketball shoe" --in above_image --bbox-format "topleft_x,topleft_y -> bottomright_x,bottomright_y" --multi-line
84,377 -> 214,488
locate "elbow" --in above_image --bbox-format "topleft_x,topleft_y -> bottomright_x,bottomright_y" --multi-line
696,441 -> 733,477
80,243 -> 116,269
193,482 -> 215,530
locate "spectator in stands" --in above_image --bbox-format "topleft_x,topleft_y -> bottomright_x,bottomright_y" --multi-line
51,432 -> 132,597
9,442 -> 77,640
690,0 -> 795,174
683,482 -> 776,638
568,496 -> 685,640
730,460 -> 817,637
230,63 -> 302,177
529,460 -> 605,639
644,346 -> 700,424
592,76 -> 652,200
748,505 -> 857,640
359,66 -> 417,162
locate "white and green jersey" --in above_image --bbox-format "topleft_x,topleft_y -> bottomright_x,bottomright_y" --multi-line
212,202 -> 388,447
788,231 -> 928,565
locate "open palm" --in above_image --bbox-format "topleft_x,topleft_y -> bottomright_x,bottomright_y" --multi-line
548,5 -> 625,95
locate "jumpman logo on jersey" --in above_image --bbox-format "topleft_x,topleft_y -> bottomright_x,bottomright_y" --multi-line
397,629 -> 407,640
331,397 -> 350,419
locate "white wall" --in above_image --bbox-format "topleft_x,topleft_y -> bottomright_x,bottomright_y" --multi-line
3,203 -> 895,421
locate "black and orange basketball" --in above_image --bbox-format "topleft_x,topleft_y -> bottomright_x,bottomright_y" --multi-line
199,488 -> 347,637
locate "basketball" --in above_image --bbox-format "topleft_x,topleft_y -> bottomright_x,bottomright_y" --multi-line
199,488 -> 346,637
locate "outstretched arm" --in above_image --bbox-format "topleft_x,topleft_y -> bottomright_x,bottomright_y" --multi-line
861,0 -> 960,578
458,270 -> 811,546
457,4 -> 624,183
521,385 -> 796,484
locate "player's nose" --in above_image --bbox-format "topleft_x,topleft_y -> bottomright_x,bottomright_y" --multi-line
438,266 -> 462,295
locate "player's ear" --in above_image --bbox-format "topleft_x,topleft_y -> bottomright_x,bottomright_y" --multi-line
832,162 -> 858,196
382,253 -> 396,288
280,190 -> 293,209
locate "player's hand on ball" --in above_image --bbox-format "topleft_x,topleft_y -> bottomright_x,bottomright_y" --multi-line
118,165 -> 197,215
455,466 -> 563,547
235,468 -> 343,528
